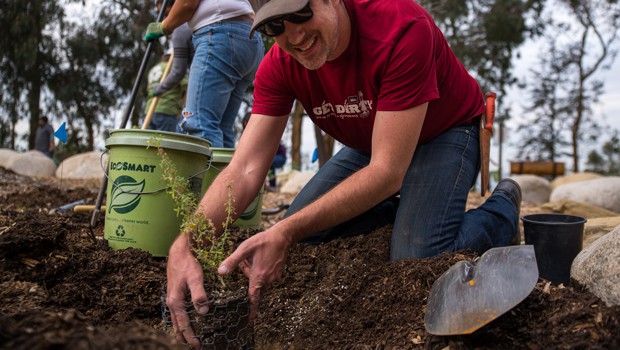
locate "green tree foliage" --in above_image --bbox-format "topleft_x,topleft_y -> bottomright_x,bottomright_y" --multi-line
0,0 -> 157,155
0,121 -> 10,149
585,149 -> 606,174
48,22 -> 116,153
0,0 -> 65,149
602,134 -> 620,175
516,35 -> 573,161
418,0 -> 546,177
516,0 -> 620,172
586,133 -> 620,175
420,0 -> 545,118
48,0 -> 157,154
557,0 -> 620,172
87,0 -> 159,129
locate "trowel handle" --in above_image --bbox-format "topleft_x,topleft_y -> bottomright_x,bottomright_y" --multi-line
484,92 -> 496,132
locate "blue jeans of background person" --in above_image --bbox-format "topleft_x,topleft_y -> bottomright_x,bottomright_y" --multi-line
178,22 -> 264,147
148,113 -> 178,133
269,154 -> 286,187
284,122 -> 519,260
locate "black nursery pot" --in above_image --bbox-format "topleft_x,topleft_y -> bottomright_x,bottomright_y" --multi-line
521,214 -> 587,286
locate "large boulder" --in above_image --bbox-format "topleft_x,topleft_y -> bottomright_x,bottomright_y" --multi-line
550,177 -> 620,213
510,174 -> 552,204
583,216 -> 620,249
541,199 -> 619,219
8,150 -> 56,177
0,148 -> 19,169
571,224 -> 620,306
55,151 -> 107,179
551,172 -> 602,190
280,170 -> 316,194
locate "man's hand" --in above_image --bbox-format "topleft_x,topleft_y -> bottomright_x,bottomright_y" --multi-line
218,228 -> 292,320
145,22 -> 166,42
166,235 -> 208,349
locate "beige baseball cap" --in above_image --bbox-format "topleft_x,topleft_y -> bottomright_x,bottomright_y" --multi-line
250,0 -> 310,37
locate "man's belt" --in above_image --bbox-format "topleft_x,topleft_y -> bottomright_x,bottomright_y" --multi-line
222,14 -> 254,24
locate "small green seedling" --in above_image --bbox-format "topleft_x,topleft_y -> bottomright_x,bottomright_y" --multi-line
157,145 -> 236,279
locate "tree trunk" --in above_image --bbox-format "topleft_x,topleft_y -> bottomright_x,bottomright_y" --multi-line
27,3 -> 43,150
498,120 -> 504,179
10,83 -> 19,149
67,116 -> 79,153
75,93 -> 95,151
290,100 -> 304,170
10,121 -> 16,150
572,80 -> 585,173
314,125 -> 334,168
27,80 -> 42,150
566,1 -> 616,173
85,115 -> 95,151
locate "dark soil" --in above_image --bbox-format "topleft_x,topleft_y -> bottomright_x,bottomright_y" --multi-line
0,167 -> 619,349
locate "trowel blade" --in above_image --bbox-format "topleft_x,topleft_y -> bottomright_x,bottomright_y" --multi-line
425,245 -> 538,335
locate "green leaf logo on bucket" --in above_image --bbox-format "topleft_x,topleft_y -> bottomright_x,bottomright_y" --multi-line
108,175 -> 146,214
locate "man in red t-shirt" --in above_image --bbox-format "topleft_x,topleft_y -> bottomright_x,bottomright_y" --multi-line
165,0 -> 521,343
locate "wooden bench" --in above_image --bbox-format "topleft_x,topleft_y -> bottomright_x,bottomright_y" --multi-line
510,161 -> 565,178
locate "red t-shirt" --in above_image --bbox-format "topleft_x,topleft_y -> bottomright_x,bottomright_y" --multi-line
252,0 -> 484,153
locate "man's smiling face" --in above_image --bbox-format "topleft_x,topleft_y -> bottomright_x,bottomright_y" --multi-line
274,0 -> 347,70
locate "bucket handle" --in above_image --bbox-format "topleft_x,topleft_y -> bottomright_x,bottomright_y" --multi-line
100,150 -> 220,195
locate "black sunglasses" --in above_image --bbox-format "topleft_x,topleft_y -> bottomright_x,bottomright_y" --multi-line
256,3 -> 313,37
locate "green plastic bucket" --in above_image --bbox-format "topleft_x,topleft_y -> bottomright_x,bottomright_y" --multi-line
104,129 -> 211,257
202,148 -> 263,229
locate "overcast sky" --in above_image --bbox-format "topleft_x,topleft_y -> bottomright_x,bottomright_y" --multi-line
500,36 -> 620,177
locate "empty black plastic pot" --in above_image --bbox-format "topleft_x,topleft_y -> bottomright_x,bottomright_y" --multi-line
521,213 -> 587,286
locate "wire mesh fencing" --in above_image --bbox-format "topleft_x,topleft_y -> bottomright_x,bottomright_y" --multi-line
161,283 -> 253,350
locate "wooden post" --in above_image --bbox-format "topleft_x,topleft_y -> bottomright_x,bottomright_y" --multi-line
498,120 -> 504,180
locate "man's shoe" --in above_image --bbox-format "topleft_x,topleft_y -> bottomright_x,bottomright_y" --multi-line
493,178 -> 521,212
493,178 -> 522,245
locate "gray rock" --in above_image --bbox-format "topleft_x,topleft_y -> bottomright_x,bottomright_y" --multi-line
0,148 -> 19,169
511,174 -> 552,204
280,170 -> 316,194
583,216 -> 620,249
551,177 -> 620,213
571,224 -> 620,306
8,150 -> 56,177
55,151 -> 108,179
541,200 -> 618,219
550,172 -> 602,190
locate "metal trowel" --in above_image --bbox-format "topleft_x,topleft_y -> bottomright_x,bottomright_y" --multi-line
425,245 -> 538,335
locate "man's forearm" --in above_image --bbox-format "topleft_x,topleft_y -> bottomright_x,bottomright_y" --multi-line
195,162 -> 266,235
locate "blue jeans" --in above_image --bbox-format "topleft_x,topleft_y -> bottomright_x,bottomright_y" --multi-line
178,22 -> 264,147
148,113 -> 178,132
269,154 -> 286,187
284,123 -> 519,260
